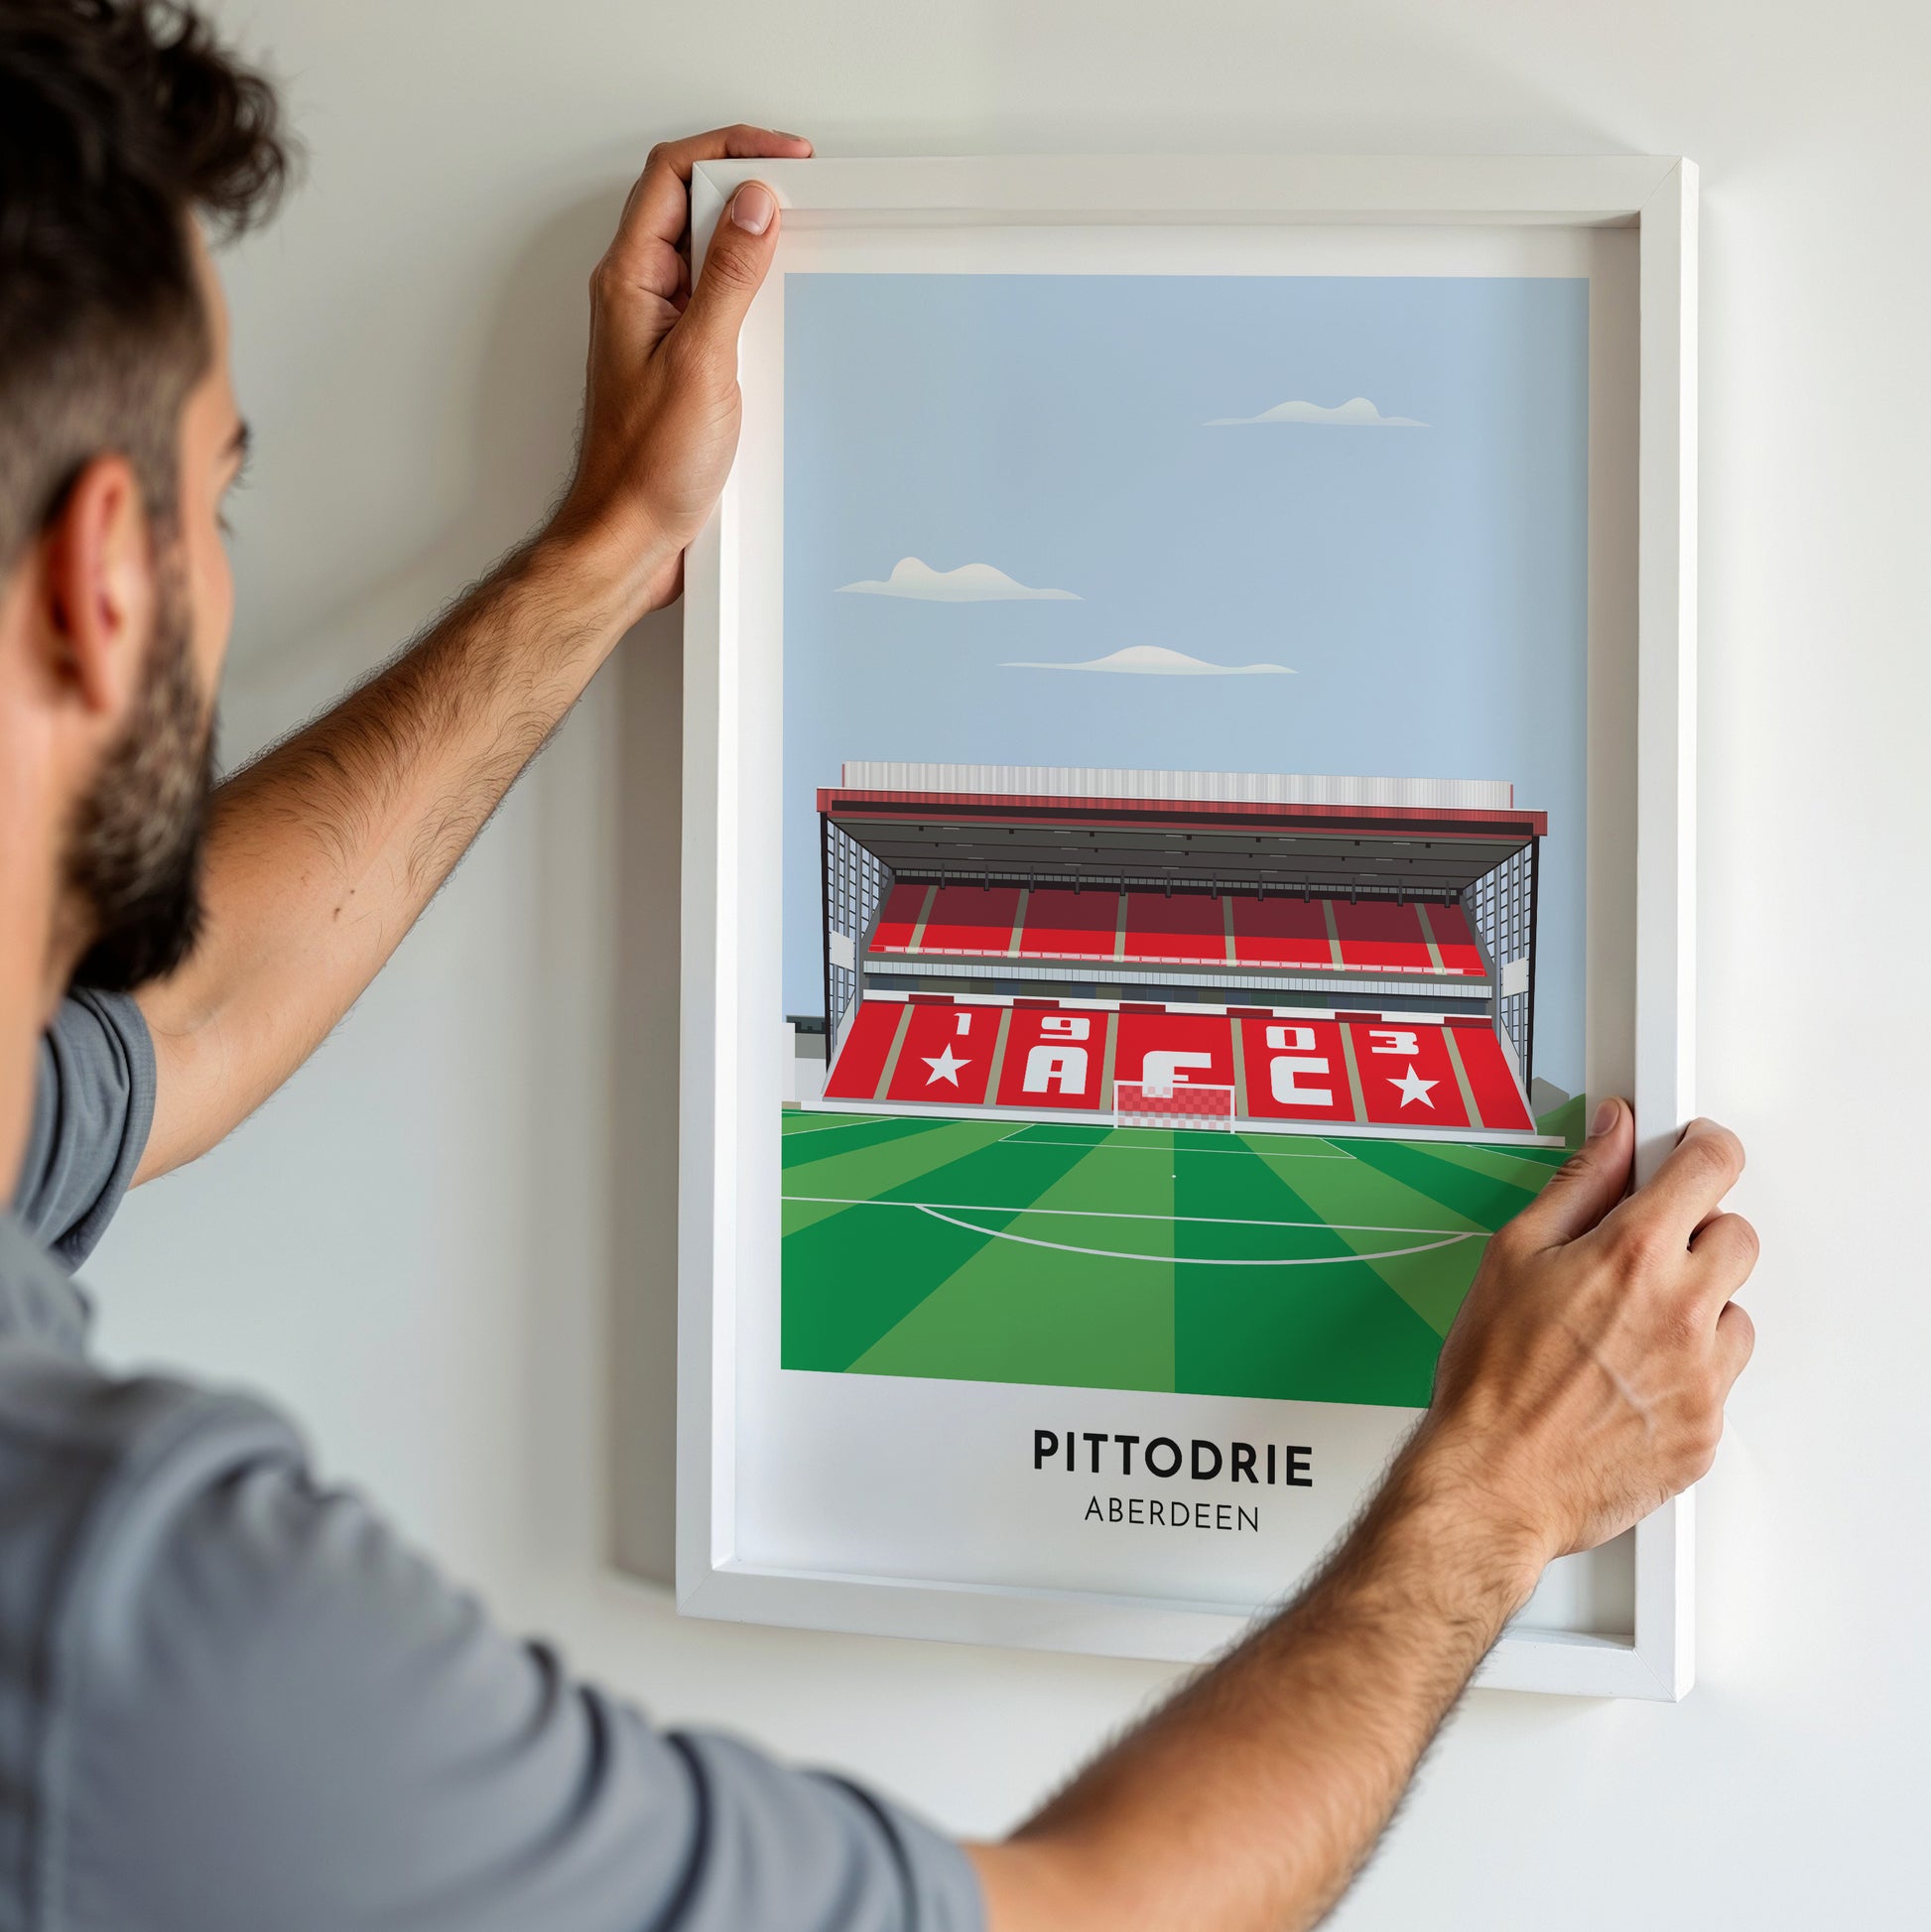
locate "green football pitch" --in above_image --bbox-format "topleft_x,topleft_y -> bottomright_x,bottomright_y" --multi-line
782,1104 -> 1580,1408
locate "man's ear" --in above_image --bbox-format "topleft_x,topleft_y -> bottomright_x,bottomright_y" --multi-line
37,453 -> 156,721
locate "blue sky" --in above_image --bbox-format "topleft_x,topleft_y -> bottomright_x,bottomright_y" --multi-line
783,272 -> 1589,1093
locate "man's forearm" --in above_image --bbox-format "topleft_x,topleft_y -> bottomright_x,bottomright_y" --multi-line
133,525 -> 656,1180
971,1435 -> 1543,1932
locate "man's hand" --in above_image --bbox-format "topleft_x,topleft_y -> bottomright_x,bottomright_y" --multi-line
547,124 -> 811,617
972,1103 -> 1756,1932
1415,1098 -> 1757,1566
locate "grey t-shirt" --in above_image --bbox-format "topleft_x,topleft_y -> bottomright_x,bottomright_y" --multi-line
0,992 -> 981,1931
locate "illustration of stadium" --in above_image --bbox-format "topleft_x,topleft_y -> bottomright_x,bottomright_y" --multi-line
783,763 -> 1580,1408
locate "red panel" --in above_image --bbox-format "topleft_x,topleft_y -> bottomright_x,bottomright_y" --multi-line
1349,1021 -> 1471,1127
918,884 -> 1021,955
1334,900 -> 1434,972
1452,1025 -> 1534,1130
1018,888 -> 1119,960
885,1001 -> 996,1104
1112,1011 -> 1237,1098
1123,892 -> 1227,964
1427,902 -> 1487,975
822,1001 -> 905,1102
869,882 -> 928,955
1230,895 -> 1334,968
1237,1016 -> 1357,1124
995,1006 -> 1105,1109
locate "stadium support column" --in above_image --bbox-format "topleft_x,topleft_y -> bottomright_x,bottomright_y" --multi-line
1526,836 -> 1540,1093
820,810 -> 835,1045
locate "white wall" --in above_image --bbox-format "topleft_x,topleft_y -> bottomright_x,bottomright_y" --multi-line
86,1 -> 1928,1921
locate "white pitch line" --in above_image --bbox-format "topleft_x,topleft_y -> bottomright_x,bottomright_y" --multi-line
780,1116 -> 909,1139
782,1196 -> 1486,1238
912,1205 -> 1480,1268
999,1132 -> 1353,1163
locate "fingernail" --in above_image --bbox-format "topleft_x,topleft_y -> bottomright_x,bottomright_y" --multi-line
731,183 -> 775,235
1591,1097 -> 1619,1137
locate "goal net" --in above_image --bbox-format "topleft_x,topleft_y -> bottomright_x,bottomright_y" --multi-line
1111,1080 -> 1236,1132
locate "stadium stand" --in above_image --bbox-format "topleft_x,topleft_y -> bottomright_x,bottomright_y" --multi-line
816,765 -> 1551,1145
824,993 -> 1536,1136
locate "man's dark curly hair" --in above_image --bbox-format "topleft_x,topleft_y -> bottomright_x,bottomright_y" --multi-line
0,0 -> 291,567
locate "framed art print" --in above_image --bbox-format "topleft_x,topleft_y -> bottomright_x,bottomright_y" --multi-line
677,158 -> 1696,1698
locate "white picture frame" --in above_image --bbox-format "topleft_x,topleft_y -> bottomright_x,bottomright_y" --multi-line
677,156 -> 1697,1700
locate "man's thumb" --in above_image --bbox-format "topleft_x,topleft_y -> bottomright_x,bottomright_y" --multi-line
1509,1095 -> 1635,1246
683,181 -> 780,349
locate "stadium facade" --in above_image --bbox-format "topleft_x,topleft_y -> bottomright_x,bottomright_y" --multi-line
807,762 -> 1551,1146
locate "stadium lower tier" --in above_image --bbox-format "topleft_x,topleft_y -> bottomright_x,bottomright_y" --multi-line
820,993 -> 1538,1137
867,881 -> 1488,977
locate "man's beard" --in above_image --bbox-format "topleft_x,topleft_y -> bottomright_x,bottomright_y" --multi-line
64,556 -> 215,993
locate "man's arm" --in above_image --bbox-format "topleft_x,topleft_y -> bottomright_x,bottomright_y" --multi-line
131,125 -> 810,1183
970,1100 -> 1757,1932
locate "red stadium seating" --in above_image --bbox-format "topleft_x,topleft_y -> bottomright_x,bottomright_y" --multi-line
1235,1015 -> 1356,1124
1446,1022 -> 1533,1129
871,884 -> 1488,979
822,996 -> 1537,1136
1114,1008 -> 1238,1096
1122,892 -> 1227,964
868,882 -> 928,954
1017,888 -> 1118,960
917,884 -> 1022,955
996,1005 -> 1106,1108
821,998 -> 905,1101
1349,1018 -> 1471,1127
1423,900 -> 1487,975
1333,899 -> 1435,973
885,999 -> 996,1103
1229,895 -> 1334,969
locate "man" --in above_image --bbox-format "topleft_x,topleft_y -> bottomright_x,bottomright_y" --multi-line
0,4 -> 1756,1928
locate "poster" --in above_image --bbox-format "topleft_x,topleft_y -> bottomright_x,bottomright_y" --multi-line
779,270 -> 1588,1424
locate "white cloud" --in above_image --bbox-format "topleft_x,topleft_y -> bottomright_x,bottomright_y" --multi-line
1205,396 -> 1428,429
1002,646 -> 1295,678
836,557 -> 1080,601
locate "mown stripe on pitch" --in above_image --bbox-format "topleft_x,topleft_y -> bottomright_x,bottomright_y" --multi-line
1242,1137 -> 1492,1339
1169,1138 -> 1445,1406
782,1127 -> 1099,1372
1416,1140 -> 1570,1192
848,1136 -> 1176,1392
1333,1138 -> 1544,1229
781,1113 -> 957,1171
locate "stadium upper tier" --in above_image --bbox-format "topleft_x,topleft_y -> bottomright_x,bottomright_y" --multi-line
868,882 -> 1488,979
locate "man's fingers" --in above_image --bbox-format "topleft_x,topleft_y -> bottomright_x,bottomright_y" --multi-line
613,125 -> 811,271
1504,1095 -> 1635,1247
1608,1117 -> 1746,1249
1689,1211 -> 1759,1307
679,180 -> 781,353
1714,1298 -> 1755,1391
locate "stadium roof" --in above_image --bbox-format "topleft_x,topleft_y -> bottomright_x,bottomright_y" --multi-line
839,762 -> 1515,813
820,762 -> 1544,898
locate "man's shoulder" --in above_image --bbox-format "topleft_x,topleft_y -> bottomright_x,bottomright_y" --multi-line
19,989 -> 156,1268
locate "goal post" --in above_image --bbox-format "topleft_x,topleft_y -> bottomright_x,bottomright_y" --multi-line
1111,1080 -> 1236,1132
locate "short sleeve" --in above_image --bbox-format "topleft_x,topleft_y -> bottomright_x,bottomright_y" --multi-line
14,989 -> 155,1266
51,1415 -> 983,1932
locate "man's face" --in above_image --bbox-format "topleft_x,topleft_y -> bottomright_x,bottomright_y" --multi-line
65,233 -> 244,990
